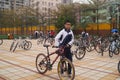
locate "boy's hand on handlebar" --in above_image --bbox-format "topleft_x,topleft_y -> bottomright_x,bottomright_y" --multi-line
66,44 -> 71,48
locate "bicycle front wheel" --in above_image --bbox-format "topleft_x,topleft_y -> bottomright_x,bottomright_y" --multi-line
57,58 -> 75,80
36,53 -> 48,74
75,47 -> 86,60
24,41 -> 32,50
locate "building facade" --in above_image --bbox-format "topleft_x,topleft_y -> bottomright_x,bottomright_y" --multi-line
0,0 -> 30,10
32,0 -> 73,16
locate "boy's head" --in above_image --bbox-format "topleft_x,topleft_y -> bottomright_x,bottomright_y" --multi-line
64,20 -> 71,30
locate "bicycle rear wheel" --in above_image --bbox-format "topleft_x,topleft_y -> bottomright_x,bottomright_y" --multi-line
57,58 -> 75,80
36,53 -> 48,74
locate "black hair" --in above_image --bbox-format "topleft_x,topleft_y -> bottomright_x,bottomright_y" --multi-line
64,20 -> 71,24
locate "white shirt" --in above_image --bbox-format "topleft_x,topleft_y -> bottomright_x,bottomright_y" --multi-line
55,29 -> 74,46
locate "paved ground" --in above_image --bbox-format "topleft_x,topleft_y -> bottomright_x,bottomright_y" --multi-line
0,39 -> 120,80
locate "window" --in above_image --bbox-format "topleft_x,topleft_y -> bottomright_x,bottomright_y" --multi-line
63,0 -> 67,3
5,0 -> 9,1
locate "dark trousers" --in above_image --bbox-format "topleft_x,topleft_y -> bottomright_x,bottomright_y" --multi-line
64,47 -> 72,74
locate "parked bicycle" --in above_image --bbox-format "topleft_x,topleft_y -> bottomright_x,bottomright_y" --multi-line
37,36 -> 46,45
94,37 -> 109,56
108,37 -> 119,57
10,38 -> 32,52
72,39 -> 86,60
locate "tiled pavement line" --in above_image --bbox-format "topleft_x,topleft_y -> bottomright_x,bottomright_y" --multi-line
0,58 -> 59,80
74,64 -> 119,76
0,76 -> 7,80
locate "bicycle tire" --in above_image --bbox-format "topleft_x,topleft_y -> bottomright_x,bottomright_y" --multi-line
36,53 -> 48,74
86,46 -> 91,52
103,42 -> 109,52
118,61 -> 120,73
24,41 -> 32,50
28,41 -> 32,49
10,41 -> 15,51
75,47 -> 86,60
109,44 -> 113,57
114,48 -> 119,55
0,39 -> 3,45
95,44 -> 102,53
57,58 -> 75,80
13,42 -> 18,52
89,43 -> 95,51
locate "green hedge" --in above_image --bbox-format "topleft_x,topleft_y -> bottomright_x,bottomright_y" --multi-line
0,35 -> 8,39
0,35 -> 29,39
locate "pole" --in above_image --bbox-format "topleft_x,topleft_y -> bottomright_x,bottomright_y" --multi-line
13,0 -> 16,35
97,0 -> 99,35
117,4 -> 119,30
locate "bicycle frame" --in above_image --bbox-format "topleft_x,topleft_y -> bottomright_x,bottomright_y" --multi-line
45,46 -> 64,67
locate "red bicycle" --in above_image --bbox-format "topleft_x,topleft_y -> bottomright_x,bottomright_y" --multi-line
36,44 -> 75,80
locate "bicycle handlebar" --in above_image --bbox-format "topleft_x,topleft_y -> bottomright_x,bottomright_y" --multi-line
52,46 -> 59,48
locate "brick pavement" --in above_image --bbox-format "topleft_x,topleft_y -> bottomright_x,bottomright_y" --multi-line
0,40 -> 120,80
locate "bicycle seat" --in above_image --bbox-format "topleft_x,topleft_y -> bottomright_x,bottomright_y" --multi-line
43,44 -> 50,48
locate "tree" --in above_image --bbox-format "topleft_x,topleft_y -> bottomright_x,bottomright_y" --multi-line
53,4 -> 76,31
87,0 -> 106,34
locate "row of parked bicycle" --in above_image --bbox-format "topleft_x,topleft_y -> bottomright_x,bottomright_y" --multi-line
73,35 -> 120,58
36,35 -> 120,59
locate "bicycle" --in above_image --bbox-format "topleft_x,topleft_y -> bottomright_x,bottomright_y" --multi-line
95,37 -> 109,56
36,45 -> 75,80
0,39 -> 3,45
72,39 -> 86,60
108,37 -> 119,57
10,38 -> 32,52
37,36 -> 46,45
